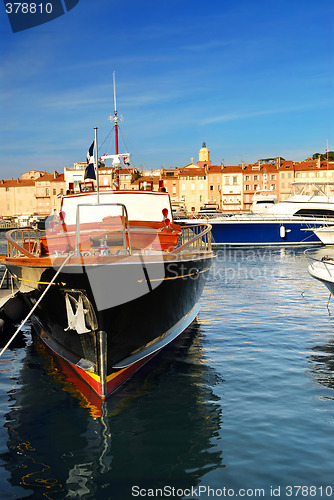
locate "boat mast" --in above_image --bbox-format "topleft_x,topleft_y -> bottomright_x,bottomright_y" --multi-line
94,127 -> 100,203
113,71 -> 119,155
112,71 -> 120,190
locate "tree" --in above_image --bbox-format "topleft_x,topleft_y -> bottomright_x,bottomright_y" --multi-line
312,151 -> 334,161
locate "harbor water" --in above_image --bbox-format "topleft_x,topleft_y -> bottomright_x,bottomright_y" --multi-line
0,234 -> 334,499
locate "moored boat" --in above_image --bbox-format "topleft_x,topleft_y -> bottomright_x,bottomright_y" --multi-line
186,181 -> 334,246
311,225 -> 334,245
306,248 -> 334,295
0,75 -> 214,400
3,186 -> 213,400
250,190 -> 278,214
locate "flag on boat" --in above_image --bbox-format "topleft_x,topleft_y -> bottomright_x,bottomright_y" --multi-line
85,141 -> 96,180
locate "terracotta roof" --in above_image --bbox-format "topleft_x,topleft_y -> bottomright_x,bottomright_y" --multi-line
178,166 -> 206,176
242,163 -> 279,174
221,165 -> 244,174
36,173 -> 57,182
131,176 -> 160,185
50,173 -> 65,182
207,165 -> 223,173
0,179 -> 35,187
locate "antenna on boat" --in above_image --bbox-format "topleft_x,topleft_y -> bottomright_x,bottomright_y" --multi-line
111,71 -> 120,190
113,71 -> 119,155
94,127 -> 100,203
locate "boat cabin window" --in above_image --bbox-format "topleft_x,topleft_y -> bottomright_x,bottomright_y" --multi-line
293,208 -> 334,218
289,182 -> 334,199
255,200 -> 276,205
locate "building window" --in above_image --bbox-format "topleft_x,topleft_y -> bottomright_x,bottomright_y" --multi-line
253,175 -> 258,181
53,189 -> 56,195
233,176 -> 238,185
191,183 -> 195,190
181,184 -> 186,191
254,184 -> 259,190
210,185 -> 214,191
225,177 -> 230,185
45,188 -> 50,196
245,175 -> 250,181
245,185 -> 250,191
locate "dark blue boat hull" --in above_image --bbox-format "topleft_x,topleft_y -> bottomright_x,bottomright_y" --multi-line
209,220 -> 324,246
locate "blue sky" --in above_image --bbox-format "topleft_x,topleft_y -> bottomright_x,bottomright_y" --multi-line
0,0 -> 333,177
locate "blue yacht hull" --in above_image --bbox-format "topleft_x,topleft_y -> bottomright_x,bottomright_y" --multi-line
208,219 -> 325,246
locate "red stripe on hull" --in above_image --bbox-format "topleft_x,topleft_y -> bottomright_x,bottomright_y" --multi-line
40,336 -> 160,401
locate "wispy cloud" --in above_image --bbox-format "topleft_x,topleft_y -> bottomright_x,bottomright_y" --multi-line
203,100 -> 332,125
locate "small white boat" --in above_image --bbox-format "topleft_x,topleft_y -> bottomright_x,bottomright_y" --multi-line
311,225 -> 334,245
250,190 -> 278,213
306,248 -> 334,295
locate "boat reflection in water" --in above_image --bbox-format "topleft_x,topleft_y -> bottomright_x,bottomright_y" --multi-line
0,320 -> 223,499
308,338 -> 334,394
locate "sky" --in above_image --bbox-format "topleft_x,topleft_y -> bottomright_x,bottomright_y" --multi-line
0,0 -> 333,178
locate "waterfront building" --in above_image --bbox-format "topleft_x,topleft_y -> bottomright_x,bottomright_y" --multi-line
49,173 -> 66,213
178,162 -> 208,212
131,174 -> 161,191
21,170 -> 47,180
242,161 -> 281,211
35,172 -> 66,216
207,165 -> 223,209
64,162 -> 86,193
161,168 -> 179,202
221,165 -> 243,211
2,151 -> 333,221
0,178 -> 36,219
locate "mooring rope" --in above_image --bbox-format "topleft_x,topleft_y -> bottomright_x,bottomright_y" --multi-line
0,252 -> 74,357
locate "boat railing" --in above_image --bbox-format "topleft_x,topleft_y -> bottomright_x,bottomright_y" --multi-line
6,227 -> 42,258
75,202 -> 132,255
305,248 -> 334,278
172,223 -> 212,254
